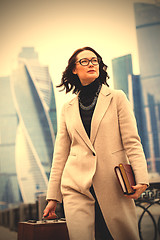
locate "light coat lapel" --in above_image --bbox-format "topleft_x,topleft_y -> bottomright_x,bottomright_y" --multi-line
68,96 -> 95,153
90,85 -> 112,145
68,85 -> 112,151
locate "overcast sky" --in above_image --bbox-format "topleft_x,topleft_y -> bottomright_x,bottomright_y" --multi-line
0,0 -> 155,117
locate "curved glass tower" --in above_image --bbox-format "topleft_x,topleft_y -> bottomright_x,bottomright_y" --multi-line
10,48 -> 57,203
0,76 -> 22,209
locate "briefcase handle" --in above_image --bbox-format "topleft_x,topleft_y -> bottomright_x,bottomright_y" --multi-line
42,212 -> 58,220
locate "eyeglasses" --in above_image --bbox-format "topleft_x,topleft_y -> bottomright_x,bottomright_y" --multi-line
76,57 -> 101,66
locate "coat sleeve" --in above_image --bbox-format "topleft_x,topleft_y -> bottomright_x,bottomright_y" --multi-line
116,90 -> 149,186
46,104 -> 71,202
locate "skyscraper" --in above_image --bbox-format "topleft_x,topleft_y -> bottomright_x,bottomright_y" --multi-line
112,54 -> 133,98
134,2 -> 160,173
112,55 -> 149,161
128,74 -> 150,161
0,47 -> 57,206
0,76 -> 22,209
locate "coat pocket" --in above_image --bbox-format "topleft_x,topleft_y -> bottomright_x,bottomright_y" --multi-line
111,148 -> 125,154
111,148 -> 128,164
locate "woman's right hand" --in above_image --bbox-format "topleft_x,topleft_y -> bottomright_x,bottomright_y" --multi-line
43,200 -> 57,219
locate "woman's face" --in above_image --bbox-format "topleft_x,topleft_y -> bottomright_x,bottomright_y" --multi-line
72,50 -> 100,86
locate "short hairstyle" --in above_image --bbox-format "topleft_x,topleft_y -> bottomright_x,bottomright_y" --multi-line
57,46 -> 110,94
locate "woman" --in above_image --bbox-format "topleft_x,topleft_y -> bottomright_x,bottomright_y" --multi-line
43,47 -> 149,240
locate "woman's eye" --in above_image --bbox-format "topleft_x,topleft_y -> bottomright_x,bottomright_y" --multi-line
81,60 -> 88,64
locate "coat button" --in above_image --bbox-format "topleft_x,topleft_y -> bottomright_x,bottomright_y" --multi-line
92,152 -> 96,156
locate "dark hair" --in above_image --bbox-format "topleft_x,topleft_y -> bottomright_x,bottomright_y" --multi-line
57,46 -> 110,94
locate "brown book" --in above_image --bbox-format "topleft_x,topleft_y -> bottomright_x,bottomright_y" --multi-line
114,163 -> 136,195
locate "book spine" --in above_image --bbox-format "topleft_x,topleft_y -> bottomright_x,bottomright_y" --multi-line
119,164 -> 133,194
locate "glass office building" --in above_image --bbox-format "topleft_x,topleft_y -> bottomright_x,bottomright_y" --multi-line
0,48 -> 57,206
0,76 -> 22,209
134,2 -> 160,174
112,56 -> 149,161
128,74 -> 150,161
112,54 -> 133,98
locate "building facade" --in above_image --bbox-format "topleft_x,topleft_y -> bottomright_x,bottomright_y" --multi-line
112,56 -> 149,162
112,2 -> 160,181
0,48 -> 57,207
0,76 -> 22,209
128,74 -> 150,161
134,2 -> 160,174
112,54 -> 133,98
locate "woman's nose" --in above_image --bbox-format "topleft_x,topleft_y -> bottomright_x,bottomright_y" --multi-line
88,61 -> 94,67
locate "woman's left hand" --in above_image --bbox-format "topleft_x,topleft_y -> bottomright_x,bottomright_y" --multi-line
125,184 -> 148,200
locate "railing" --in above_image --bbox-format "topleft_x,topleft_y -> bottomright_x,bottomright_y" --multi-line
135,183 -> 160,240
0,186 -> 160,239
0,202 -> 39,232
0,195 -> 64,232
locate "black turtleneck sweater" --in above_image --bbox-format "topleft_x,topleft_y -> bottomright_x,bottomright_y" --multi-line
78,79 -> 101,138
78,80 -> 113,239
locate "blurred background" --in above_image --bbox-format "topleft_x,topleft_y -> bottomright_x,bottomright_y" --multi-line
0,0 -> 160,239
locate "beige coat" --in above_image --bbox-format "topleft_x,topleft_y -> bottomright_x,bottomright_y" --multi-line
47,85 -> 149,240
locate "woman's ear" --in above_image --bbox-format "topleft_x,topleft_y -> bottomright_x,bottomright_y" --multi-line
72,68 -> 77,75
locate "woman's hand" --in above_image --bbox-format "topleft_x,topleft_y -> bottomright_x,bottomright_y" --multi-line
43,200 -> 57,219
125,184 -> 148,200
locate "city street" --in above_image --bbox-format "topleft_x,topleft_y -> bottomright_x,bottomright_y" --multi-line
0,204 -> 159,240
0,226 -> 17,240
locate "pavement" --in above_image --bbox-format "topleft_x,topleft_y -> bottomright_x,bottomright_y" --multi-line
0,204 -> 159,240
0,226 -> 17,240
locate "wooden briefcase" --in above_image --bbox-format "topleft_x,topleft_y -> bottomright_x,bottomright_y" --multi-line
18,219 -> 69,240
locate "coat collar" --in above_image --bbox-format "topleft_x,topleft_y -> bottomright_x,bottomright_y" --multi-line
68,85 -> 113,152
90,85 -> 112,144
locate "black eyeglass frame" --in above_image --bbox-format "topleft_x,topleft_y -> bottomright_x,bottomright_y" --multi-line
75,57 -> 101,66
